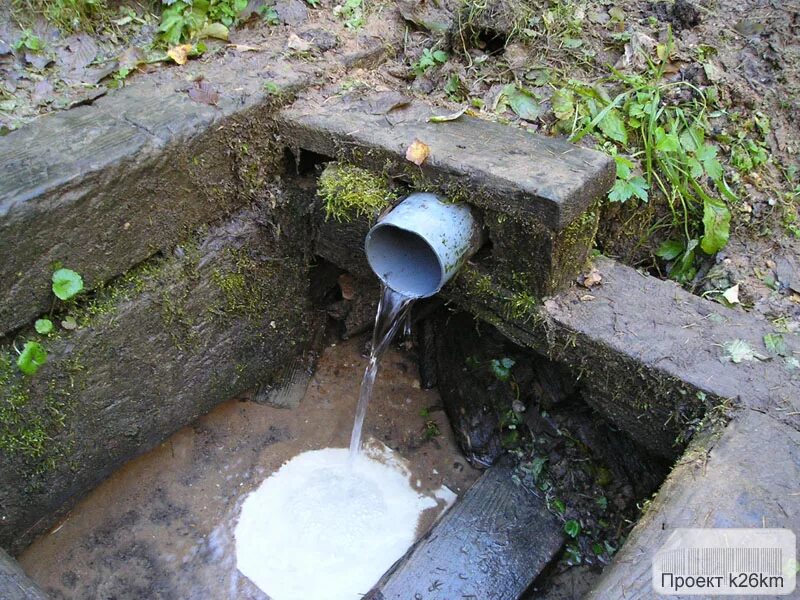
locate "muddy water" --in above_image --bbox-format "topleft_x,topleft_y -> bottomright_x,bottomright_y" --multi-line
19,336 -> 479,600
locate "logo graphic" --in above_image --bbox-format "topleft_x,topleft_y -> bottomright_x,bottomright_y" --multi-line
653,529 -> 797,595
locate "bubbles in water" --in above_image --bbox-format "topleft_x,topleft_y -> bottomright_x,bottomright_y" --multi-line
234,447 -> 436,600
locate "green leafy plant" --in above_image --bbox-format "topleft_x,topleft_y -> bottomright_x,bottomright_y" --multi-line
34,319 -> 53,335
559,30 -> 744,282
564,519 -> 581,538
13,0 -> 110,32
16,341 -> 47,375
12,29 -> 44,52
334,0 -> 364,30
159,0 -> 246,45
52,268 -> 84,300
489,357 -> 515,382
609,155 -> 649,203
413,48 -> 447,76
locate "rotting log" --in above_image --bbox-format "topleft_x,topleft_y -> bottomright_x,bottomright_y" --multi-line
0,47 -> 314,336
0,203 -> 310,554
364,457 -> 565,600
451,257 -> 800,457
587,409 -> 800,598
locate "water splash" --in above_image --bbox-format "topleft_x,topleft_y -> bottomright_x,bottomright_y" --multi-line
348,285 -> 414,458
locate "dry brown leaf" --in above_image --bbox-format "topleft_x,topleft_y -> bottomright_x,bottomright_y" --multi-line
188,80 -> 219,106
406,139 -> 430,166
580,268 -> 602,288
287,33 -> 312,52
338,273 -> 356,300
167,44 -> 193,66
227,44 -> 264,52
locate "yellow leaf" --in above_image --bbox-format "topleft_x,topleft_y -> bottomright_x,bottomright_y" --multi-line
167,44 -> 193,65
405,139 -> 430,166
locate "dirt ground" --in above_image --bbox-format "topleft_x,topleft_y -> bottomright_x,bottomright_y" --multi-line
17,334 -> 480,600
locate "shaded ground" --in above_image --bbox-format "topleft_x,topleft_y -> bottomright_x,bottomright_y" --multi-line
18,334 -> 479,599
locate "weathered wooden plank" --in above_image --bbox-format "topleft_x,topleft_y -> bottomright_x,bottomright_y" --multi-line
364,457 -> 564,600
449,256 -> 800,457
0,549 -> 48,600
587,410 -> 800,598
0,205 -> 310,554
0,51 -> 313,336
279,97 -> 614,231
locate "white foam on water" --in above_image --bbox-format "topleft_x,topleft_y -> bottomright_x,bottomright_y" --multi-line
234,446 -> 437,600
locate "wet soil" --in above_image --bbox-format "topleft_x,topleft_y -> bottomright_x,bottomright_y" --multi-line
18,335 -> 479,600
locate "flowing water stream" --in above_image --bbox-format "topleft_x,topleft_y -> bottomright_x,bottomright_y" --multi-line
348,284 -> 415,457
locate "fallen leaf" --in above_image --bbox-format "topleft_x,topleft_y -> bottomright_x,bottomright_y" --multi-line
167,44 -> 193,66
428,107 -> 468,123
703,61 -> 724,82
580,268 -> 602,288
366,91 -> 411,115
580,294 -> 596,301
406,139 -> 430,166
722,283 -> 740,304
764,333 -> 789,357
615,31 -> 656,72
32,79 -> 54,105
338,273 -> 356,300
57,34 -> 98,71
199,22 -> 229,41
227,43 -> 264,52
187,80 -> 219,106
287,33 -> 312,52
61,316 -> 78,330
723,339 -> 766,363
118,46 -> 145,71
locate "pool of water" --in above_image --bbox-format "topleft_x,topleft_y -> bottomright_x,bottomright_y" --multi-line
19,336 -> 480,599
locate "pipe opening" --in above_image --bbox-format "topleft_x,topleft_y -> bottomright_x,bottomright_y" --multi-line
366,225 -> 443,298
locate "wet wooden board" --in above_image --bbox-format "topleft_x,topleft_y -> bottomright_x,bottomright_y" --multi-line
364,457 -> 564,600
0,550 -> 48,600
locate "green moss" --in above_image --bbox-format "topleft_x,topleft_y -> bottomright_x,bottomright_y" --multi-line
211,248 -> 282,321
318,163 -> 396,222
0,349 -> 78,478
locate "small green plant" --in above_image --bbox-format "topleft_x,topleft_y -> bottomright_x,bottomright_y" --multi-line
258,4 -> 279,25
14,267 -> 84,376
16,342 -> 47,375
333,0 -> 364,29
52,268 -> 83,301
489,357 -> 515,382
12,29 -> 44,52
413,48 -> 447,76
159,0 -> 247,45
423,420 -> 441,439
34,319 -> 53,335
564,519 -> 581,538
13,0 -> 109,32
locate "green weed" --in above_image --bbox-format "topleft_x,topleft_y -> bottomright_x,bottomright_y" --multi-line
13,0 -> 110,32
333,0 -> 364,30
158,0 -> 246,45
550,30 -> 764,282
413,47 -> 448,76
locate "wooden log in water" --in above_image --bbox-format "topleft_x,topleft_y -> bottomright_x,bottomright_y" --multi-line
0,549 -> 48,600
364,456 -> 565,600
